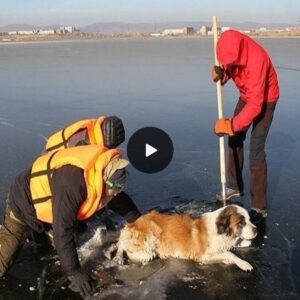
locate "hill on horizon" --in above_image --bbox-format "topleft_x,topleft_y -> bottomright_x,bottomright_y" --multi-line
0,21 -> 294,34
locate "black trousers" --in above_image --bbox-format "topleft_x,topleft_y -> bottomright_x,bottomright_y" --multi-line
227,99 -> 277,210
0,195 -> 31,278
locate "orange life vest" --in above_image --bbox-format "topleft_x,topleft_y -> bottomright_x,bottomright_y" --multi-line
30,145 -> 120,223
45,116 -> 106,152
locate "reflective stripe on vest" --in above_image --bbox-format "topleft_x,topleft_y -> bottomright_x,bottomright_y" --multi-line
30,145 -> 120,223
45,116 -> 106,152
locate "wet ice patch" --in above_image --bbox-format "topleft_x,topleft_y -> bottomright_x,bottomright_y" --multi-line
96,259 -> 190,300
0,121 -> 15,127
173,200 -> 214,216
182,272 -> 206,283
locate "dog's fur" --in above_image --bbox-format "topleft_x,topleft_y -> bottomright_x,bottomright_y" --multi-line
112,205 -> 257,272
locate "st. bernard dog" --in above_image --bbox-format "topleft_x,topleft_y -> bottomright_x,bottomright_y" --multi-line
112,205 -> 257,272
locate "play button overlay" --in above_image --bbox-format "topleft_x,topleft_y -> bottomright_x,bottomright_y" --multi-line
127,127 -> 173,173
145,144 -> 157,157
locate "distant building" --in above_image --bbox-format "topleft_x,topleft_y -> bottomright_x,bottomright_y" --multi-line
199,26 -> 222,36
285,26 -> 297,31
221,27 -> 231,32
150,33 -> 162,37
7,29 -> 55,35
240,30 -> 252,34
183,27 -> 194,35
162,27 -> 194,36
18,30 -> 37,35
199,26 -> 211,35
162,28 -> 184,36
59,26 -> 78,34
65,26 -> 75,33
38,29 -> 56,35
5,26 -> 79,36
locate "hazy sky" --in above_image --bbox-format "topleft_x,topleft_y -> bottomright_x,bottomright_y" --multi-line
0,0 -> 299,26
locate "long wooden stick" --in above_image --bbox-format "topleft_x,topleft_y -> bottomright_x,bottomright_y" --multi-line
212,16 -> 227,203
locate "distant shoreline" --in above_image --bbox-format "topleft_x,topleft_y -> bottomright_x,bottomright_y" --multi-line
1,32 -> 300,44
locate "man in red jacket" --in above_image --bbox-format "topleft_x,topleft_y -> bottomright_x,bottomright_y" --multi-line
211,30 -> 279,225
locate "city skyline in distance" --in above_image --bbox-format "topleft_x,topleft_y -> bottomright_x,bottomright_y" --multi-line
0,0 -> 299,27
0,20 -> 297,35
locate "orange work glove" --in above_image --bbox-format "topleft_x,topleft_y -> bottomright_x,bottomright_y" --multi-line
211,65 -> 224,82
214,118 -> 234,136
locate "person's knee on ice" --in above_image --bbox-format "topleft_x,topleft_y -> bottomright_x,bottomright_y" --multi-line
0,204 -> 31,278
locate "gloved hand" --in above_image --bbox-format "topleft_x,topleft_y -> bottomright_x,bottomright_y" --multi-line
211,65 -> 224,82
68,271 -> 96,298
214,118 -> 234,136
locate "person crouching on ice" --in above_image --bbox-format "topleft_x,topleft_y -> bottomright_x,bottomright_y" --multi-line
0,145 -> 140,298
40,115 -> 129,234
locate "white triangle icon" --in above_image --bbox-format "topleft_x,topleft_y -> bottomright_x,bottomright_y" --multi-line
145,144 -> 157,158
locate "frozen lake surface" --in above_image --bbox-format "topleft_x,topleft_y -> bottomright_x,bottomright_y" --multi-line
0,37 -> 300,299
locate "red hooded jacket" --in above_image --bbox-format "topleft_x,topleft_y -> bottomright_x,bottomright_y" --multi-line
217,30 -> 279,132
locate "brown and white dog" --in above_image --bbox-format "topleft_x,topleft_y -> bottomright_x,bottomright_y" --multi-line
112,205 -> 257,272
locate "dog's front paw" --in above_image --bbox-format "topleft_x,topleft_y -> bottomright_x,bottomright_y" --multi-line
237,260 -> 253,272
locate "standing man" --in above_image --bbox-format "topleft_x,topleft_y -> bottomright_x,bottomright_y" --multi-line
0,145 -> 140,298
211,30 -> 279,225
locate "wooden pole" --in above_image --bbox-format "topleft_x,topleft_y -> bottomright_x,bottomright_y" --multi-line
212,16 -> 227,203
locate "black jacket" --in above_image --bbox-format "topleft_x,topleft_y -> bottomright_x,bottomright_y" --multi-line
9,165 -> 140,275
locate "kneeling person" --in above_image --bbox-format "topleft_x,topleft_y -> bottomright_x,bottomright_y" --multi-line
0,145 -> 140,297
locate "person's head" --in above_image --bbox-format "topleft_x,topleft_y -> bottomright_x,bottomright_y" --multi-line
103,157 -> 129,198
217,29 -> 247,67
101,116 -> 125,149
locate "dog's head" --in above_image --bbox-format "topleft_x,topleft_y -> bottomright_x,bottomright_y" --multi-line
216,205 -> 257,240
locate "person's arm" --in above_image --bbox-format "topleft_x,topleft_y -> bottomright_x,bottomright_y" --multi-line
51,165 -> 87,275
106,192 -> 141,223
52,165 -> 98,297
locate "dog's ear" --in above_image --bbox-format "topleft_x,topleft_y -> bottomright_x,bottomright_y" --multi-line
216,215 -> 231,235
216,206 -> 235,236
